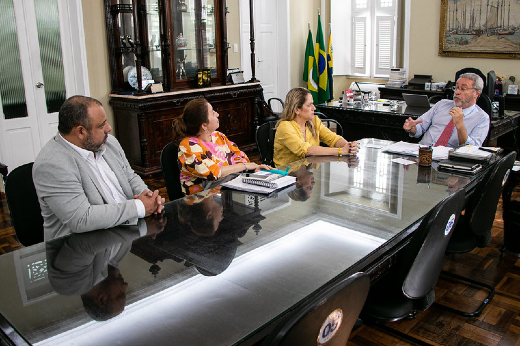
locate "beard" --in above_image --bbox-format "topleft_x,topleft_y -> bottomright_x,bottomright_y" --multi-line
453,96 -> 463,108
83,132 -> 108,152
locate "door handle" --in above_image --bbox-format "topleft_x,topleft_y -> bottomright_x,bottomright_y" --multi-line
36,82 -> 44,88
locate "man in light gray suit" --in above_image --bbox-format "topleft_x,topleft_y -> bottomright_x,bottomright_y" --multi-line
33,95 -> 165,240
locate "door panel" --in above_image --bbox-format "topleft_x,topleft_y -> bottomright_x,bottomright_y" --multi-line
0,0 -> 88,170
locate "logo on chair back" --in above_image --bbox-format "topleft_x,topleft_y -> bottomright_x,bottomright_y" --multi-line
445,214 -> 456,236
317,309 -> 343,345
503,169 -> 510,186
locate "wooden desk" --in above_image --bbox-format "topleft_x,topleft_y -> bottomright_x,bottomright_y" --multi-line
378,86 -> 446,101
318,101 -> 520,149
0,140 -> 492,345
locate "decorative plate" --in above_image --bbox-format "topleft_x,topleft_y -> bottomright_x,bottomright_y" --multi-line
127,66 -> 153,90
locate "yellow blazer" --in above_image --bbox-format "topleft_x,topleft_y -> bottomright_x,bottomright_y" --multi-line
273,116 -> 342,167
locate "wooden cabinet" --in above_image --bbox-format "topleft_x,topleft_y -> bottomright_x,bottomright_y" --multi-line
104,0 -> 228,93
105,0 -> 263,176
110,83 -> 263,176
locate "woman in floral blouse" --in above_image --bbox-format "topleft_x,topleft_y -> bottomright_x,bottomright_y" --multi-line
172,98 -> 271,196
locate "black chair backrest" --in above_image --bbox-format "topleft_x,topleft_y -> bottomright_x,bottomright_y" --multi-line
261,272 -> 370,346
5,162 -> 44,246
477,92 -> 493,116
256,120 -> 277,166
466,151 -> 516,236
257,96 -> 280,125
160,142 -> 184,201
320,118 -> 344,137
455,67 -> 486,89
268,97 -> 284,113
402,189 -> 465,299
0,162 -> 7,178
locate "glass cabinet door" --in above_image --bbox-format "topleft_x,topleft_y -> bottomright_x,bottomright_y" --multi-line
172,0 -> 217,81
116,0 -> 137,84
105,0 -> 226,92
143,0 -> 162,83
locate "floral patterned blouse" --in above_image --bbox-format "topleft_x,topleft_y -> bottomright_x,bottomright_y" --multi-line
178,131 -> 249,195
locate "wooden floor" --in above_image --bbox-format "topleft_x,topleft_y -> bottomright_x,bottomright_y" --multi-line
1,155 -> 520,345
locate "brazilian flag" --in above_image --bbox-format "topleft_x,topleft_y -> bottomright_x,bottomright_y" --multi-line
315,15 -> 329,104
327,30 -> 334,101
303,28 -> 318,104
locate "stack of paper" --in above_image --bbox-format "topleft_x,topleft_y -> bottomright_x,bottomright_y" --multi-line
449,145 -> 492,162
382,141 -> 452,161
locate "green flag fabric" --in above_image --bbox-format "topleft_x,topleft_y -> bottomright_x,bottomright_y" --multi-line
303,29 -> 318,104
315,15 -> 329,104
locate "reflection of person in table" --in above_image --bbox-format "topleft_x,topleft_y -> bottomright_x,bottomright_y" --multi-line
178,187 -> 224,236
403,73 -> 489,148
273,87 -> 359,167
285,156 -> 360,201
444,176 -> 470,193
46,219 -> 165,321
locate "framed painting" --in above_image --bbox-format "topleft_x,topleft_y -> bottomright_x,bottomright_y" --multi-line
439,0 -> 520,59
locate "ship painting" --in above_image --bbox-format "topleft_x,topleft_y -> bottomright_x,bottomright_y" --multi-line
442,0 -> 520,54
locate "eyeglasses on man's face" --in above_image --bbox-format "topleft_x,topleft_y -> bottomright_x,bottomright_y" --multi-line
452,86 -> 477,92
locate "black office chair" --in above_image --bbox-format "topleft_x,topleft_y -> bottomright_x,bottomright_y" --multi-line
5,162 -> 44,246
257,96 -> 284,125
0,162 -> 7,206
261,272 -> 370,346
445,67 -> 487,101
255,120 -> 277,166
361,189 -> 465,328
436,151 -> 516,317
455,67 -> 486,89
320,118 -> 344,137
160,142 -> 184,201
477,92 -> 493,117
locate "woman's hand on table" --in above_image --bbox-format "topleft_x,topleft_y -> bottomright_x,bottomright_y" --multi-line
341,141 -> 359,156
245,163 -> 273,172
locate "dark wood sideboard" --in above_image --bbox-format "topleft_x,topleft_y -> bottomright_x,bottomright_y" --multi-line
110,82 -> 263,176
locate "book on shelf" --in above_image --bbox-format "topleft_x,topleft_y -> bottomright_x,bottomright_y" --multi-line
438,159 -> 482,175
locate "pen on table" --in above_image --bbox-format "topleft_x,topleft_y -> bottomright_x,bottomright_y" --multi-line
479,147 -> 497,153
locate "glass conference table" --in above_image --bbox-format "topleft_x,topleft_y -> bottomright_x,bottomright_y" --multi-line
0,139 -> 486,346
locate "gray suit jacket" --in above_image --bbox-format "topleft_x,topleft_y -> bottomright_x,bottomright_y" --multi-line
33,134 -> 148,240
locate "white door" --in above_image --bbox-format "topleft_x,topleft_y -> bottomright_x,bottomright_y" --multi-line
0,0 -> 89,171
239,0 -> 290,114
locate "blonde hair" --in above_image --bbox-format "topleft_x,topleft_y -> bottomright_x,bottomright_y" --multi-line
278,87 -> 317,138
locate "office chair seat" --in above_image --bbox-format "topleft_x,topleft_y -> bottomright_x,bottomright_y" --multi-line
5,162 -> 44,246
160,142 -> 184,201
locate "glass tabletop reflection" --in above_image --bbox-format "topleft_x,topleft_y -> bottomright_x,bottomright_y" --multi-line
0,139 -> 473,346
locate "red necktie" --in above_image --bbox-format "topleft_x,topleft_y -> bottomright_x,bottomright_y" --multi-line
434,119 -> 455,147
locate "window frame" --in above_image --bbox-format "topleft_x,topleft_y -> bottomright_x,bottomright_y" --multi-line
331,0 -> 402,78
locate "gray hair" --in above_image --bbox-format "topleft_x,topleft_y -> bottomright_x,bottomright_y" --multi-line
458,73 -> 484,92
